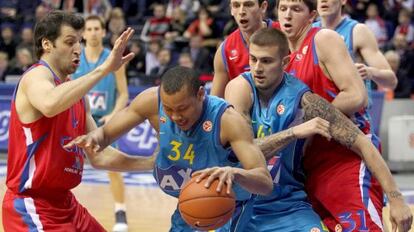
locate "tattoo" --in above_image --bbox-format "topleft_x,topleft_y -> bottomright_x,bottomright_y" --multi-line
301,92 -> 359,148
388,191 -> 403,199
255,128 -> 296,161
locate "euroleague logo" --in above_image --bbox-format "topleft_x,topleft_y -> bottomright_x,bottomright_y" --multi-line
160,116 -> 167,124
202,120 -> 213,132
276,104 -> 285,115
310,228 -> 320,232
0,110 -> 10,142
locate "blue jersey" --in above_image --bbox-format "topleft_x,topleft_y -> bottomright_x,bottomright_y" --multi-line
154,94 -> 248,200
72,47 -> 116,118
242,72 -> 311,210
242,72 -> 327,231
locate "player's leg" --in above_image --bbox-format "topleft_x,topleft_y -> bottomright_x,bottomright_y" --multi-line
2,191 -> 34,232
307,151 -> 384,231
229,199 -> 254,232
71,193 -> 106,232
108,171 -> 128,232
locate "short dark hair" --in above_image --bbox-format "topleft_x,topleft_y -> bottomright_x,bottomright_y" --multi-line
85,15 -> 106,29
276,0 -> 316,12
34,11 -> 84,60
161,66 -> 201,96
250,28 -> 289,57
229,0 -> 267,6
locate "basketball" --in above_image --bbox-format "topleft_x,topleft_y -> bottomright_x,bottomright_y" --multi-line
178,176 -> 236,230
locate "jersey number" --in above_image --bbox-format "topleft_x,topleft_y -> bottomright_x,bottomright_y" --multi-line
168,140 -> 195,165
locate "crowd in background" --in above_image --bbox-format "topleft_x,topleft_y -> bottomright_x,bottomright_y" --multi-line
0,0 -> 413,98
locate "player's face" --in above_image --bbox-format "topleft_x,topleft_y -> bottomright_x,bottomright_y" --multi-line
48,25 -> 82,75
160,86 -> 205,131
230,0 -> 267,34
83,19 -> 105,47
317,0 -> 345,17
278,0 -> 317,40
249,44 -> 287,91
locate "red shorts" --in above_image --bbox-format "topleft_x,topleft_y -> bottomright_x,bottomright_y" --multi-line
2,189 -> 105,232
304,138 -> 384,232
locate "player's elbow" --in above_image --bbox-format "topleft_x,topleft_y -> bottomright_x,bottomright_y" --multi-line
355,89 -> 368,109
40,100 -> 60,118
389,75 -> 398,90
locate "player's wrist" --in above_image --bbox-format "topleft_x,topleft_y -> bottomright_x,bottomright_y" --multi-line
387,190 -> 404,202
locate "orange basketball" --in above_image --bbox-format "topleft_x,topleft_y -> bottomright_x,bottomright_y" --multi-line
178,176 -> 236,230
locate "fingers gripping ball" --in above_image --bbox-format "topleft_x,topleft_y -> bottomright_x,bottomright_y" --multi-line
178,176 -> 236,230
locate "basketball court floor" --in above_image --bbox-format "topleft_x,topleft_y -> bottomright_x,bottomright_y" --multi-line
0,159 -> 413,231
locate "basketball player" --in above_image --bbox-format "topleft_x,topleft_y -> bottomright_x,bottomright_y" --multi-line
277,1 -> 413,231
225,27 -> 412,232
211,0 -> 280,97
65,66 -> 274,232
72,15 -> 129,232
314,0 -> 397,139
314,0 -> 397,90
1,11 -> 151,231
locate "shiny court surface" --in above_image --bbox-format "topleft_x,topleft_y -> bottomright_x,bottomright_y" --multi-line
0,161 -> 413,231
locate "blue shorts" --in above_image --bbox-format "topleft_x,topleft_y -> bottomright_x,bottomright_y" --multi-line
169,200 -> 254,232
245,206 -> 328,232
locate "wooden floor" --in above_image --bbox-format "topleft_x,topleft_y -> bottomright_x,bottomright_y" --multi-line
0,179 -> 413,232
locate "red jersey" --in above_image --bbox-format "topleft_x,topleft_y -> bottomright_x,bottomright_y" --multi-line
285,28 -> 383,232
6,61 -> 87,198
285,28 -> 371,134
222,19 -> 280,79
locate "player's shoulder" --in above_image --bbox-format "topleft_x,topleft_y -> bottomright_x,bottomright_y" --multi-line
138,86 -> 159,102
353,22 -> 373,36
314,28 -> 343,44
20,64 -> 54,84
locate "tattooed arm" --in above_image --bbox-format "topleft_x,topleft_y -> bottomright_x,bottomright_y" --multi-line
301,92 -> 413,232
225,77 -> 331,161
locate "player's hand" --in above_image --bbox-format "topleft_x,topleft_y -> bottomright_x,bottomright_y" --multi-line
102,27 -> 135,73
192,167 -> 235,195
389,197 -> 413,232
64,134 -> 101,155
355,63 -> 373,80
292,117 -> 331,140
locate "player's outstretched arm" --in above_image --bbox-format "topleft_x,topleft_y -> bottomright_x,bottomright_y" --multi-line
211,44 -> 230,98
24,28 -> 135,118
81,114 -> 156,171
65,87 -> 159,170
301,92 -> 413,232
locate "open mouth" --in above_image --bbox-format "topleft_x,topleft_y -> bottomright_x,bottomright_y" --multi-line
239,19 -> 249,25
72,59 -> 80,66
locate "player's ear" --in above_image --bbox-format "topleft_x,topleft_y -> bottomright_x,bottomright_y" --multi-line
42,38 -> 53,53
197,86 -> 205,101
282,55 -> 290,69
309,10 -> 318,23
260,1 -> 268,15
